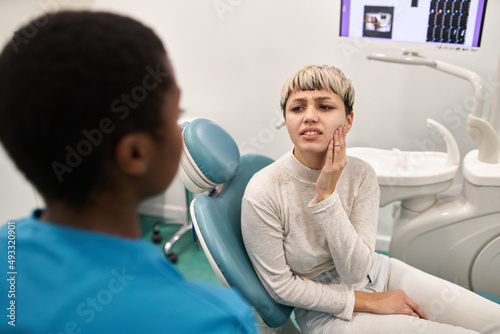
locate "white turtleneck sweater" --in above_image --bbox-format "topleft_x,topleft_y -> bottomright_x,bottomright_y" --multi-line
241,151 -> 380,321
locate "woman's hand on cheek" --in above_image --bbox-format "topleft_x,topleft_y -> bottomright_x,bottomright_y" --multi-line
316,125 -> 347,202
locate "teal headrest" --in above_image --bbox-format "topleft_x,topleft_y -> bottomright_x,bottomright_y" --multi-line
179,118 -> 240,193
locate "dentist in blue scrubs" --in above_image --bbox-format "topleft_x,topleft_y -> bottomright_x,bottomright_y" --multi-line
0,11 -> 258,333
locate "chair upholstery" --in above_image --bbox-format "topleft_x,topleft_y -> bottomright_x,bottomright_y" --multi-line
179,118 -> 295,329
179,118 -> 240,194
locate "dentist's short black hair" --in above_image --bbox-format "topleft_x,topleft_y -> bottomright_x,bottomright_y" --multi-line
0,11 -> 174,208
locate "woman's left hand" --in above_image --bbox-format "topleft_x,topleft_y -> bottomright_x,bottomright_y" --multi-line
316,125 -> 347,202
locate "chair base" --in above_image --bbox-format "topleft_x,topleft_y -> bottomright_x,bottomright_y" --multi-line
163,223 -> 192,254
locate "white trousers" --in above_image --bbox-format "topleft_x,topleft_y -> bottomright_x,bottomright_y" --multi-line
294,253 -> 500,334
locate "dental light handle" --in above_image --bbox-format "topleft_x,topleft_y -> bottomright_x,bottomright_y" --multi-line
367,52 -> 437,66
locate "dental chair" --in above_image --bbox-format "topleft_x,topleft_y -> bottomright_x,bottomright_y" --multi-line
178,118 -> 301,334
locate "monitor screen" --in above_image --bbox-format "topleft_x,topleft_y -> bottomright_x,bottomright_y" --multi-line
340,0 -> 488,48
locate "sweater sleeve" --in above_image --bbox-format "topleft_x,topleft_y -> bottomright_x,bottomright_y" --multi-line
308,164 -> 380,284
241,192 -> 356,321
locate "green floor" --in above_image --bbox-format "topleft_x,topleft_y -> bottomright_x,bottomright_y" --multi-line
140,215 -> 222,286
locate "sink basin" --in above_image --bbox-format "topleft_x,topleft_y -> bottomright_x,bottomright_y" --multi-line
346,119 -> 460,210
347,147 -> 459,186
347,147 -> 459,209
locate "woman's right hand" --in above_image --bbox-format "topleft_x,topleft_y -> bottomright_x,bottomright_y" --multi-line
354,290 -> 428,319
316,126 -> 347,202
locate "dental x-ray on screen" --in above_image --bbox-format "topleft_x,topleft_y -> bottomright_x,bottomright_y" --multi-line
340,0 -> 488,48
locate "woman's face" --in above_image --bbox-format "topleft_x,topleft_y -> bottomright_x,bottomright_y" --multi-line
284,89 -> 352,166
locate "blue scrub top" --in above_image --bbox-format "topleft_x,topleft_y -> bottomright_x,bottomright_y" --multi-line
0,210 -> 258,333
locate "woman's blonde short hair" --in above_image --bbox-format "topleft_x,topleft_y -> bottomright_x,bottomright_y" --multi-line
280,64 -> 355,116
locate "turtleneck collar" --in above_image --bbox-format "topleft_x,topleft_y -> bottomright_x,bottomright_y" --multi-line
284,150 -> 322,183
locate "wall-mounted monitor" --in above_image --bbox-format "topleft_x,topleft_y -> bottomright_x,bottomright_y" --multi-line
340,0 -> 488,49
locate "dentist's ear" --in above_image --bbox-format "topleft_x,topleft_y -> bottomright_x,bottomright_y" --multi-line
114,133 -> 154,176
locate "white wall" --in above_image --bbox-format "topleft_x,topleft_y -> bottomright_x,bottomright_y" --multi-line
1,1 -> 499,237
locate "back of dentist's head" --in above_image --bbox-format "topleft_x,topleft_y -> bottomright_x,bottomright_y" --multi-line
0,11 -> 174,208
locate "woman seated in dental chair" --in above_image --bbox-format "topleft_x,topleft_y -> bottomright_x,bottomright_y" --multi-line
241,64 -> 500,334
